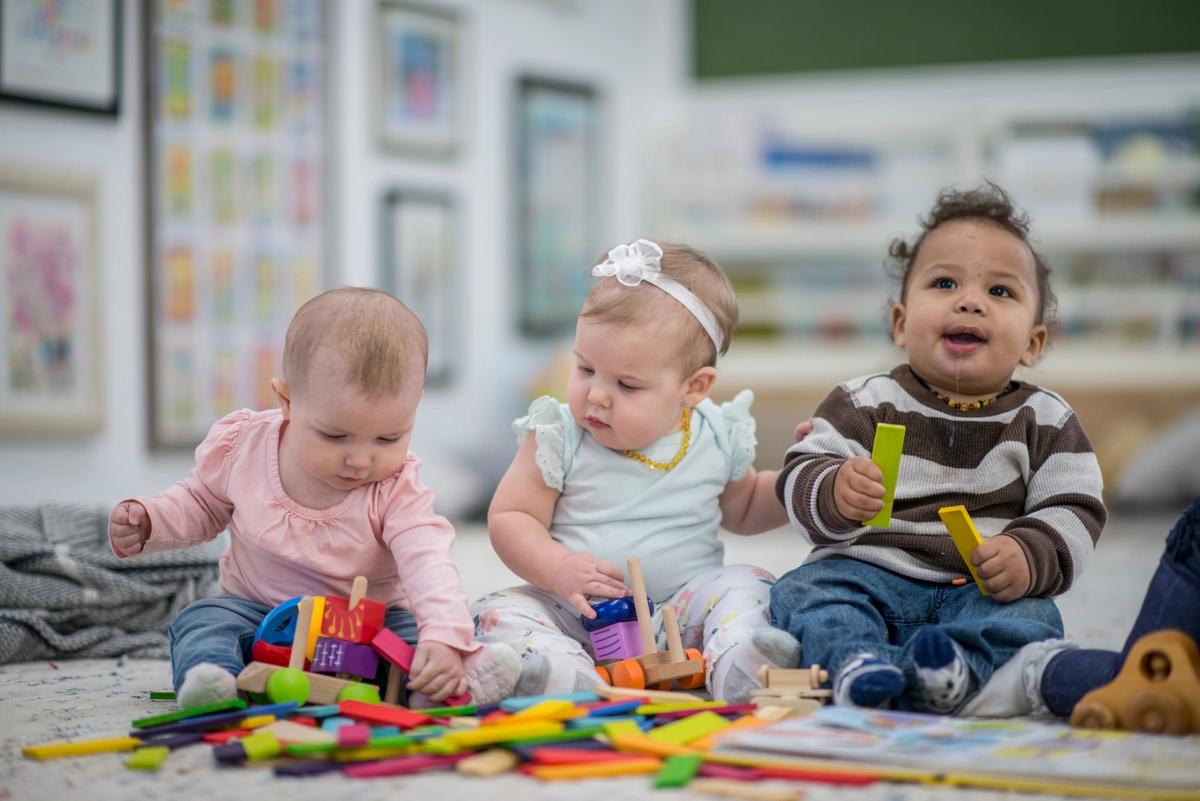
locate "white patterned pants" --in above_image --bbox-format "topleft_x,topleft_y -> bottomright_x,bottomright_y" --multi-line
470,564 -> 777,698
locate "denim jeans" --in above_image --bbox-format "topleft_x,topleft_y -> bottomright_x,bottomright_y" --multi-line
770,556 -> 1063,711
1041,496 -> 1200,717
168,594 -> 419,692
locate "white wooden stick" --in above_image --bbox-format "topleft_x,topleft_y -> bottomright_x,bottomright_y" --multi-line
289,596 -> 314,670
627,556 -> 656,655
349,575 -> 368,610
662,606 -> 685,662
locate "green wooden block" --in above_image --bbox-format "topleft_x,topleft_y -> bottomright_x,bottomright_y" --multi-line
654,754 -> 703,788
241,731 -> 282,761
149,691 -> 176,701
131,698 -> 247,729
646,711 -> 729,745
285,740 -> 338,756
501,725 -> 604,746
864,423 -> 906,528
418,703 -> 477,717
125,746 -> 170,771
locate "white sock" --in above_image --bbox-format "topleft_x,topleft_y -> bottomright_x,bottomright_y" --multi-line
177,662 -> 238,710
961,639 -> 1077,718
463,642 -> 521,705
710,627 -> 803,703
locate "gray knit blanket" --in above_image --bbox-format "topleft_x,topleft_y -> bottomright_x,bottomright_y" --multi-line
0,505 -> 222,664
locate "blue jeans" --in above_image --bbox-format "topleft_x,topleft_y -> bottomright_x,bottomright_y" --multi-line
770,557 -> 1063,711
168,594 -> 419,692
1041,497 -> 1200,716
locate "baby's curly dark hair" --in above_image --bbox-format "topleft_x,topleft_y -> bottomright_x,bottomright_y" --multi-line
888,182 -> 1057,328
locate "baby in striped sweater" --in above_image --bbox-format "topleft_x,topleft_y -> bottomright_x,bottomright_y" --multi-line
769,184 -> 1106,713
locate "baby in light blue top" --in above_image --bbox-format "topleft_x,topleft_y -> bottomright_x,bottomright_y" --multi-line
516,389 -> 756,603
472,240 -> 804,702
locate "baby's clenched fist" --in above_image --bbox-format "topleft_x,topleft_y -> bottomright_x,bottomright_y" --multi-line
109,501 -> 150,556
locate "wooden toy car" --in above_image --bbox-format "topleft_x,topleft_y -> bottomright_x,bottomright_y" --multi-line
591,556 -> 704,692
1070,629 -> 1200,735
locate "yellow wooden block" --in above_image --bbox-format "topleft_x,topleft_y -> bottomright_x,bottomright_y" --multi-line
508,699 -> 581,722
647,711 -> 730,745
601,719 -> 642,741
610,732 -> 699,758
690,714 -> 769,751
865,423 -> 906,528
938,505 -> 990,596
239,714 -> 276,729
22,735 -> 142,760
636,700 -> 725,715
527,758 -> 661,780
456,748 -> 519,777
443,720 -> 564,748
124,745 -> 170,771
240,730 -> 282,761
333,745 -> 414,762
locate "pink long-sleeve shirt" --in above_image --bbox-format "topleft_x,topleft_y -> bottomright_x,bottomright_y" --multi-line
112,408 -> 477,653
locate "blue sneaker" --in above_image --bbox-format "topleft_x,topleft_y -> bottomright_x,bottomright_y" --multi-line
834,654 -> 905,707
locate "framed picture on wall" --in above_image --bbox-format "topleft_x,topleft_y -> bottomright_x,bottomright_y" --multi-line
380,189 -> 456,386
515,75 -> 602,336
375,0 -> 460,156
144,0 -> 328,449
0,166 -> 102,435
0,0 -> 121,115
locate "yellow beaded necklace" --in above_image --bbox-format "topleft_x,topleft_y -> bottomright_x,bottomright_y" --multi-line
622,406 -> 691,471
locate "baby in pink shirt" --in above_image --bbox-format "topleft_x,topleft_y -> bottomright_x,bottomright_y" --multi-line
108,287 -> 519,709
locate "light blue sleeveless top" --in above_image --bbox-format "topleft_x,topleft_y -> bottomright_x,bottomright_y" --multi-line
513,390 -> 758,603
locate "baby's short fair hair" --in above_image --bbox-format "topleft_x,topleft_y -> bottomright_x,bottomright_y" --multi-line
581,243 -> 738,376
282,287 -> 428,397
888,182 -> 1057,327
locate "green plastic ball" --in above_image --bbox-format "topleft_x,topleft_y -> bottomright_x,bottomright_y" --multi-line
337,682 -> 382,704
266,667 -> 310,705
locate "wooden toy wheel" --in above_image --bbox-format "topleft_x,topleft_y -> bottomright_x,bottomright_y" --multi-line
1126,687 -> 1190,735
1070,697 -> 1118,730
610,658 -> 645,689
675,648 -> 705,690
594,665 -> 611,685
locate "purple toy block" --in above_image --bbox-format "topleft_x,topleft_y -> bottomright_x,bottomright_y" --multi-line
310,636 -> 380,679
588,620 -> 644,661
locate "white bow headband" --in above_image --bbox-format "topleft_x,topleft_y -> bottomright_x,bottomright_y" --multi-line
591,239 -> 725,352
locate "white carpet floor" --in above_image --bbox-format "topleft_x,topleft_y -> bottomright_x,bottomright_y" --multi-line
0,513 -> 1183,801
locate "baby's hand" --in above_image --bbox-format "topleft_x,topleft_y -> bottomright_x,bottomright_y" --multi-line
833,456 -> 885,523
109,501 -> 150,555
971,535 -> 1032,602
551,552 -> 630,618
407,641 -> 468,701
794,418 -> 814,442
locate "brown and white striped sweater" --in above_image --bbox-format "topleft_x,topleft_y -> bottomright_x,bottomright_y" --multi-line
776,365 -> 1106,597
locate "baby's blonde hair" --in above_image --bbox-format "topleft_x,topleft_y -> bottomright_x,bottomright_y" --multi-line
581,243 -> 738,376
282,287 -> 427,397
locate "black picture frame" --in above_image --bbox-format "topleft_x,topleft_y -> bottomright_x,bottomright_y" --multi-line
0,0 -> 122,116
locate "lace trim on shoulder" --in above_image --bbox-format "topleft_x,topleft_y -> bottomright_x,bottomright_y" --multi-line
721,389 -> 757,481
512,396 -> 567,491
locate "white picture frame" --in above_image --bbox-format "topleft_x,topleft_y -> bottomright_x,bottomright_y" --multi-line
0,166 -> 102,435
375,0 -> 460,156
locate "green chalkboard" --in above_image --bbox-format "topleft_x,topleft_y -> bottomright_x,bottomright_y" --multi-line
692,0 -> 1200,79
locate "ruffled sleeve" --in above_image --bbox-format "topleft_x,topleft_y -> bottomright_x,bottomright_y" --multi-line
720,389 -> 758,481
512,395 -> 571,492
